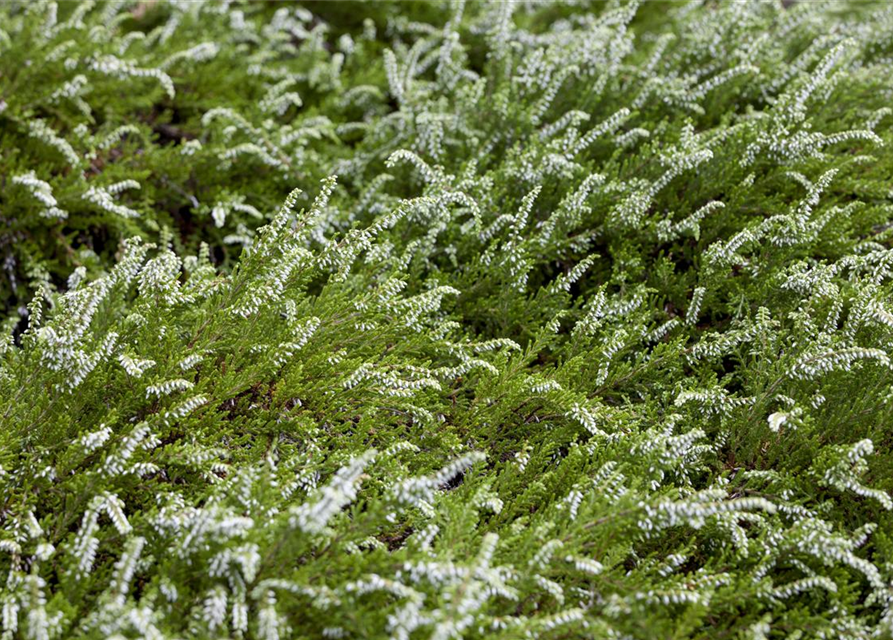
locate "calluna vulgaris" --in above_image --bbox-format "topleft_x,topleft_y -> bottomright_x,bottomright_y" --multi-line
3,1 -> 893,638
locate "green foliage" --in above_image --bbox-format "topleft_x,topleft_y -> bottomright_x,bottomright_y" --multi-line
3,1 -> 893,638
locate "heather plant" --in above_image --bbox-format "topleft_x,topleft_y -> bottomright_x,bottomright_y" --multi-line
4,1 -> 893,639
0,0 -> 382,318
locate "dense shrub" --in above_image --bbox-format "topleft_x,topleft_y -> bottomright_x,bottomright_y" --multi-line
3,1 -> 893,638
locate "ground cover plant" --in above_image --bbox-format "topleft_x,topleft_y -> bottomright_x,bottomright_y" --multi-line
3,0 -> 893,638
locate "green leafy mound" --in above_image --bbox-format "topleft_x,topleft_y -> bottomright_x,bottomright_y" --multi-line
3,1 -> 893,638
